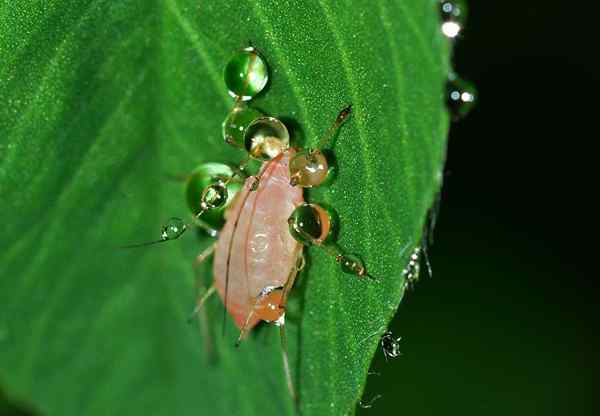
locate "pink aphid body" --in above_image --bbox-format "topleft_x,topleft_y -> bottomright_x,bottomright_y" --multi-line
213,150 -> 303,330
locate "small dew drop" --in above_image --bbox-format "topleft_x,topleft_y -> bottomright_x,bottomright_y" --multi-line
446,73 -> 477,121
201,182 -> 228,210
161,217 -> 187,241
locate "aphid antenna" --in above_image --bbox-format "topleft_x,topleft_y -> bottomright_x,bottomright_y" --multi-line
358,324 -> 388,345
316,104 -> 353,150
119,213 -> 220,250
421,239 -> 433,279
187,285 -> 216,324
289,222 -> 373,279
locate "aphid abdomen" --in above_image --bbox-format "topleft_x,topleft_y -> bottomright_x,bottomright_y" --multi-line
213,151 -> 303,329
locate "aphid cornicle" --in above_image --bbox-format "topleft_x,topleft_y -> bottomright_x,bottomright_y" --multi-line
126,46 -> 371,402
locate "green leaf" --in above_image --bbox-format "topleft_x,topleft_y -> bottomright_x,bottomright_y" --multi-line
0,1 -> 449,415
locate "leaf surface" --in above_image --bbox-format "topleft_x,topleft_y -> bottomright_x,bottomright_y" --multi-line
0,1 -> 449,414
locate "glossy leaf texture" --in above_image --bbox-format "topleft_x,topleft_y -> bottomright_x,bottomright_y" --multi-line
0,1 -> 449,415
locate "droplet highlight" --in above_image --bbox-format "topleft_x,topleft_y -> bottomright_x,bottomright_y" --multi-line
447,73 -> 477,121
439,0 -> 467,39
161,217 -> 187,241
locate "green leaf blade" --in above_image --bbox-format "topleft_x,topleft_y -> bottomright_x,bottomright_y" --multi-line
0,1 -> 449,415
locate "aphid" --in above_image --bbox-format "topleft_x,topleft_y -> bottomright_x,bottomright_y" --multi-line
380,331 -> 402,361
126,46 -> 371,401
360,325 -> 402,361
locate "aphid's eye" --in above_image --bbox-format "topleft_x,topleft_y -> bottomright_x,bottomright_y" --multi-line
186,163 -> 241,230
439,0 -> 467,39
161,217 -> 187,241
289,149 -> 329,187
446,73 -> 477,121
222,104 -> 264,148
224,47 -> 269,101
244,116 -> 290,160
288,203 -> 332,245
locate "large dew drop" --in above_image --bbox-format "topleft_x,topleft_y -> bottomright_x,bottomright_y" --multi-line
224,47 -> 269,101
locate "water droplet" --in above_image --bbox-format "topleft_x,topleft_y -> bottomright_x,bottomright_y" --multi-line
439,0 -> 467,39
161,217 -> 187,241
224,47 -> 269,101
402,246 -> 421,290
289,149 -> 329,187
288,203 -> 332,245
244,116 -> 289,160
222,104 -> 263,148
186,163 -> 241,231
447,73 -> 477,121
201,182 -> 228,210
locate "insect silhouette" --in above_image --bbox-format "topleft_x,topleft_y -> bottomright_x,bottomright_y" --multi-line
125,46 -> 372,401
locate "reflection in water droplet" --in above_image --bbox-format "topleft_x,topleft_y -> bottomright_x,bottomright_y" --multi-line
439,0 -> 467,39
224,47 -> 269,101
161,217 -> 187,241
201,182 -> 228,210
222,104 -> 263,148
447,73 -> 477,121
244,116 -> 289,160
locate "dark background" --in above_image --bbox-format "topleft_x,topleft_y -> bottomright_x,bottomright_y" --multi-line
359,1 -> 596,414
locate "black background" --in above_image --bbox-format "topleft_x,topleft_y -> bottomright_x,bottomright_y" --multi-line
358,1 -> 596,414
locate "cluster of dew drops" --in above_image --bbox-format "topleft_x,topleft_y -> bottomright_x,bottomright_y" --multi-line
360,3 -> 477,409
441,0 -> 477,121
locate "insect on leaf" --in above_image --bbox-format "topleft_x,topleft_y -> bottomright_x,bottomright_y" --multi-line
0,1 -> 449,415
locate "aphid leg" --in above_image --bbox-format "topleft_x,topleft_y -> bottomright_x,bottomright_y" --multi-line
359,393 -> 382,409
190,216 -> 220,239
276,249 -> 302,404
234,309 -> 257,347
188,243 -> 218,323
279,321 -> 297,404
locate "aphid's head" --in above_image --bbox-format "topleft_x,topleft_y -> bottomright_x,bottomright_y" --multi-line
185,163 -> 241,230
224,46 -> 269,101
244,116 -> 290,160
